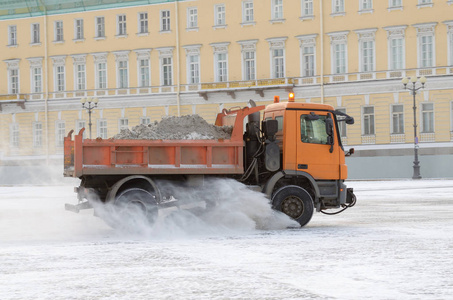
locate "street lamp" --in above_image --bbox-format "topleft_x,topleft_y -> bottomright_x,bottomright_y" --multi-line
402,76 -> 426,179
81,97 -> 99,139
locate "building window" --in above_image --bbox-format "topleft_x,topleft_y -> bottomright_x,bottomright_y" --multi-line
389,0 -> 402,8
188,54 -> 200,84
74,19 -> 84,40
53,21 -> 63,42
332,0 -> 345,13
302,46 -> 315,77
119,118 -> 129,131
360,0 -> 373,10
215,4 -> 226,26
272,0 -> 283,20
118,60 -> 128,88
243,51 -> 256,80
302,0 -> 314,16
76,120 -> 86,139
337,108 -> 347,138
392,105 -> 404,134
97,62 -> 107,89
97,119 -> 108,139
243,1 -> 254,23
390,38 -> 404,70
361,40 -> 375,72
9,68 -> 19,94
31,23 -> 40,44
272,49 -> 285,78
420,35 -> 434,68
138,12 -> 148,34
139,59 -> 150,87
161,10 -> 171,31
96,17 -> 105,38
10,123 -> 19,148
55,65 -> 65,92
187,7 -> 198,29
333,43 -> 346,74
140,117 -> 151,125
421,103 -> 434,133
32,67 -> 42,93
117,15 -> 127,36
215,53 -> 228,82
75,64 -> 86,90
162,57 -> 173,86
8,25 -> 17,46
56,121 -> 65,147
33,122 -> 42,148
362,106 -> 375,135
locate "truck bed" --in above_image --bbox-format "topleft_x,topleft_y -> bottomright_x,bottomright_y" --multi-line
64,106 -> 265,178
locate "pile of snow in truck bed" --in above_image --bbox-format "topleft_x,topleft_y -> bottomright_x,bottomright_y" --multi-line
113,114 -> 233,140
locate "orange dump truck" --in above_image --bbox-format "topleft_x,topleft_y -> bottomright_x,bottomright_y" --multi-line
64,95 -> 356,227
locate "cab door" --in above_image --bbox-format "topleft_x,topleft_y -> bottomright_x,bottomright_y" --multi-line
295,110 -> 341,180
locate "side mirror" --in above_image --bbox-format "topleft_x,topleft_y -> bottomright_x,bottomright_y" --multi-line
325,114 -> 334,153
262,119 -> 278,141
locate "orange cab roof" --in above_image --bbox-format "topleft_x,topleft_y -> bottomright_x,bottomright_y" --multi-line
265,101 -> 334,112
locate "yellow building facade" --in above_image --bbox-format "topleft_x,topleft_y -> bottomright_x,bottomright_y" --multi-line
1,0 -> 453,178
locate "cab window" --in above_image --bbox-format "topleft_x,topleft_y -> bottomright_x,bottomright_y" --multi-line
275,116 -> 283,131
300,115 -> 329,144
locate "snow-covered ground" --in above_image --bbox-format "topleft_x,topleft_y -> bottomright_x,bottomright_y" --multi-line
1,180 -> 452,299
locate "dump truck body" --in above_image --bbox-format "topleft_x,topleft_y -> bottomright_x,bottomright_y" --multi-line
64,98 -> 356,227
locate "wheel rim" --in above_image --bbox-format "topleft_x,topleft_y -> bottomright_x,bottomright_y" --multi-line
116,189 -> 158,224
281,196 -> 304,219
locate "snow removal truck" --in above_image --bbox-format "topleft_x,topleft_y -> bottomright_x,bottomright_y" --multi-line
64,94 -> 357,227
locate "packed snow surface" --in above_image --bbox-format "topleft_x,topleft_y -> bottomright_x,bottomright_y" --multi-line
1,179 -> 453,299
113,114 -> 233,140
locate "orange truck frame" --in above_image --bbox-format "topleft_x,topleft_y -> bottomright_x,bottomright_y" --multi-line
64,95 -> 356,227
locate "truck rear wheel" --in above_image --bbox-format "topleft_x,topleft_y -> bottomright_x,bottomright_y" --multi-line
272,185 -> 314,227
112,187 -> 158,230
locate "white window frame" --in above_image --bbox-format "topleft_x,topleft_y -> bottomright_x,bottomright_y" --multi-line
95,16 -> 105,38
211,43 -> 229,82
161,10 -> 171,32
32,66 -> 43,93
31,23 -> 40,44
118,118 -> 129,132
187,7 -> 198,29
267,37 -> 287,79
238,40 -> 258,81
362,106 -> 375,136
332,0 -> 345,15
8,25 -> 17,46
74,19 -> 84,41
93,53 -> 108,89
391,104 -> 404,134
8,68 -> 19,94
139,58 -> 150,87
301,0 -> 314,18
10,123 -> 19,148
384,26 -> 406,71
388,0 -> 402,9
297,34 -> 317,77
188,54 -> 200,84
97,119 -> 108,139
76,120 -> 86,139
33,122 -> 43,148
360,0 -> 373,12
328,31 -> 349,74
55,65 -> 65,91
140,117 -> 151,125
114,51 -> 130,89
158,48 -> 174,86
417,0 -> 433,8
214,4 -> 226,26
413,23 -> 437,69
55,120 -> 66,147
242,1 -> 255,24
421,102 -> 434,133
355,29 -> 376,74
138,12 -> 148,34
117,14 -> 127,36
336,108 -> 347,138
76,64 -> 86,90
54,21 -> 64,42
272,0 -> 284,20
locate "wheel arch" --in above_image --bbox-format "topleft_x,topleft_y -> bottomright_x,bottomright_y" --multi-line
106,175 -> 161,203
263,170 -> 320,201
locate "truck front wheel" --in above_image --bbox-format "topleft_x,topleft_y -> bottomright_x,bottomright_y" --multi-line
272,185 -> 314,227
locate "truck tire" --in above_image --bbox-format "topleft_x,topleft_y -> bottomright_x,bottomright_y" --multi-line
272,185 -> 314,227
113,187 -> 158,229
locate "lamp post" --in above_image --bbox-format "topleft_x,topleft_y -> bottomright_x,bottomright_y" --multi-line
81,97 -> 99,139
402,76 -> 426,180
